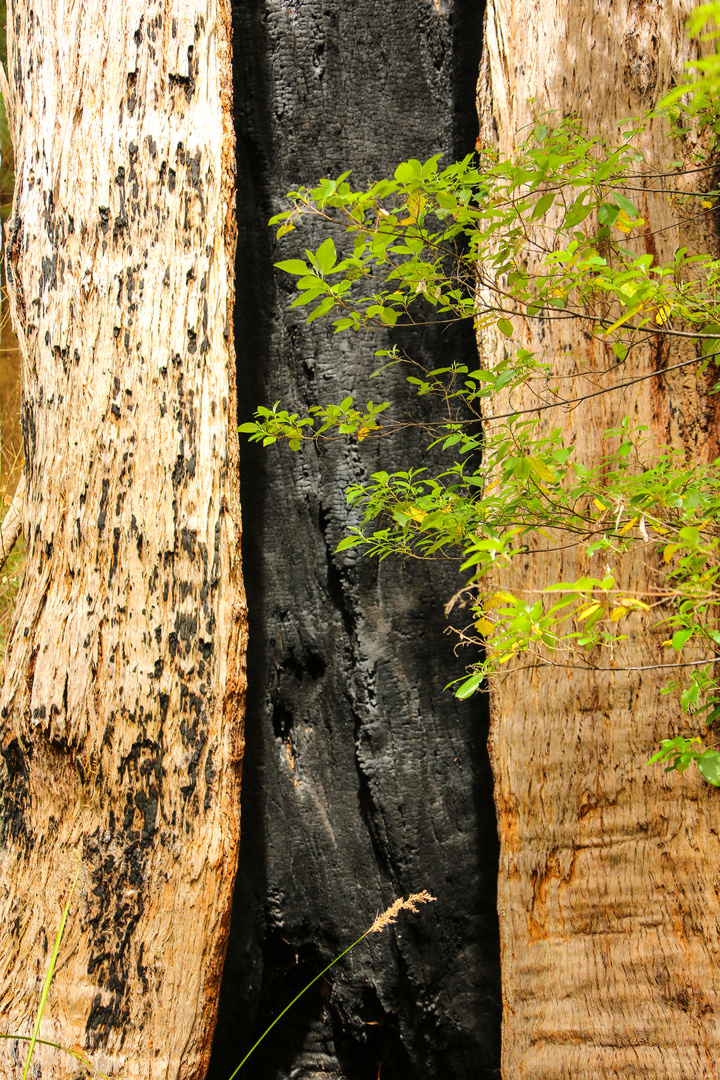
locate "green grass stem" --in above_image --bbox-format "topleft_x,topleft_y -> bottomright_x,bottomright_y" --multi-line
226,930 -> 369,1080
21,873 -> 77,1080
0,1033 -> 109,1080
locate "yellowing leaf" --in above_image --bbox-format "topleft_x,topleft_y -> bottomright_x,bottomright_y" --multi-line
594,498 -> 608,512
410,507 -> 426,523
400,192 -> 427,225
528,456 -> 556,483
485,590 -> 517,610
578,603 -> 603,620
618,516 -> 639,535
614,209 -> 643,233
357,426 -> 371,441
664,543 -> 682,563
603,301 -> 647,335
474,617 -> 494,636
610,607 -> 628,621
619,597 -> 650,611
655,305 -> 671,325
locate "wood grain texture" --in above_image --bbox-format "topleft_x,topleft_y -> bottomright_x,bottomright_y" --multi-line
0,2 -> 245,1077
478,2 -> 720,1077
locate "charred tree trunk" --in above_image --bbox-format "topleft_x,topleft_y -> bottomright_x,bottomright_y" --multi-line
479,2 -> 720,1077
209,3 -> 501,1080
0,2 -> 245,1078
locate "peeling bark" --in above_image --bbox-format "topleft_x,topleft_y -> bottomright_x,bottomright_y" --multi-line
0,3 -> 245,1078
479,2 -> 720,1077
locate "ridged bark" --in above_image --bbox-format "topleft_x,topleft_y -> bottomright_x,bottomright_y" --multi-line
478,2 -> 720,1077
0,2 -> 245,1078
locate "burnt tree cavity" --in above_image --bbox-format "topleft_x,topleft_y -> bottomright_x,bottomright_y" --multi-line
210,3 -> 499,1079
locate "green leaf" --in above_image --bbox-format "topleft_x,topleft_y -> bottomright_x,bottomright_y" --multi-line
335,535 -> 360,553
612,192 -> 639,218
528,456 -> 556,483
678,525 -> 700,547
531,192 -> 555,220
497,318 -> 514,338
275,259 -> 311,275
314,237 -> 338,275
697,749 -> 720,786
597,201 -> 620,226
671,628 -> 693,651
455,673 -> 483,699
394,159 -> 423,183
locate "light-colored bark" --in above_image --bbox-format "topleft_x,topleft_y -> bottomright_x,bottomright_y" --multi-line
0,2 -> 245,1078
478,2 -> 720,1077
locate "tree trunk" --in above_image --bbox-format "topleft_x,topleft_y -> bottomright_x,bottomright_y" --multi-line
209,3 -> 501,1079
0,2 -> 245,1078
479,2 -> 720,1077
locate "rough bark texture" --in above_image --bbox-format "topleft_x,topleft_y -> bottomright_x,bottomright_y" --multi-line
208,3 -> 501,1080
0,3 -> 245,1078
478,2 -> 720,1077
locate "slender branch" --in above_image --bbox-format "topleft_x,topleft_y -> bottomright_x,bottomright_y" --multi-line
0,472 -> 25,574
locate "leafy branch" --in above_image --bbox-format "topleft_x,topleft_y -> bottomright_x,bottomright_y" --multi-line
241,4 -> 720,787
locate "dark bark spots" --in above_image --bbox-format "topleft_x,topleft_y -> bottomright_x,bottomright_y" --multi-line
170,46 -> 196,102
109,527 -> 121,583
38,252 -> 57,294
98,478 -> 110,534
0,739 -> 30,845
21,396 -> 36,476
98,206 -> 110,235
6,215 -> 26,331
203,746 -> 215,810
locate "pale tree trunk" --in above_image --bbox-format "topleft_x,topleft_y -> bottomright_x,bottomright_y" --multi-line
0,2 -> 245,1078
478,2 -> 720,1078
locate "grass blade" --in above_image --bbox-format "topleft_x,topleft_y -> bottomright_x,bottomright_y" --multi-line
21,874 -> 77,1080
0,1034 -> 109,1080
227,891 -> 435,1079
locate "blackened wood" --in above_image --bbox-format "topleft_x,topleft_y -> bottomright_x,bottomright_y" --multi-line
210,4 -> 500,1078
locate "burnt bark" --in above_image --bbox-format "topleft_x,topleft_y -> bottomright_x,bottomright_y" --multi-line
209,3 -> 500,1080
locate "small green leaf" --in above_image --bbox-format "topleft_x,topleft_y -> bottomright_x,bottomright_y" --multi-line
335,535 -> 360,553
497,318 -> 514,338
612,192 -> 639,218
672,628 -> 693,651
275,259 -> 311,275
678,526 -> 700,547
697,749 -> 720,786
531,192 -> 555,220
314,237 -> 338,275
597,202 -> 620,226
455,673 -> 483,699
